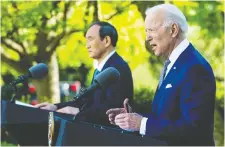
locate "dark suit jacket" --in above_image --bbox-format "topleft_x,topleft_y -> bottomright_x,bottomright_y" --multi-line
143,44 -> 216,146
56,52 -> 133,126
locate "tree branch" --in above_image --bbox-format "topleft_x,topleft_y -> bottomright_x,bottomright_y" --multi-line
6,21 -> 28,54
215,76 -> 224,82
131,1 -> 163,19
46,29 -> 83,58
35,30 -> 50,59
16,40 -> 27,54
104,3 -> 132,21
9,36 -> 28,55
12,28 -> 28,54
104,11 -> 121,21
47,31 -> 65,57
1,53 -> 27,73
4,27 -> 28,55
1,38 -> 23,57
84,1 -> 92,25
63,1 -> 72,30
92,1 -> 99,21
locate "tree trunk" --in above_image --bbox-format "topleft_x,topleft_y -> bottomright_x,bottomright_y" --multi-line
133,1 -> 163,19
32,52 -> 60,103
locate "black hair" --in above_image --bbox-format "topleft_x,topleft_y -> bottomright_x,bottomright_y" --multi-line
88,21 -> 118,47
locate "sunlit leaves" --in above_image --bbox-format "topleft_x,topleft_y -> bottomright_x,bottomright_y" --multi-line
173,0 -> 199,7
67,6 -> 86,29
106,3 -> 149,69
1,0 -> 224,99
1,1 -> 224,145
57,32 -> 92,69
217,0 -> 224,12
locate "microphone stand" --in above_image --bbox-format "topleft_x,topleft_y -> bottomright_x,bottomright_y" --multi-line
73,87 -> 87,100
73,87 -> 89,111
9,75 -> 26,104
9,83 -> 18,104
72,87 -> 88,121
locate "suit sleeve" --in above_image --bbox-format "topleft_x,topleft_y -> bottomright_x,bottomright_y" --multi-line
54,97 -> 89,110
54,92 -> 92,109
144,64 -> 215,138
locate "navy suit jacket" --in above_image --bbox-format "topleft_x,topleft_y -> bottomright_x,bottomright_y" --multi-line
56,52 -> 133,126
143,44 -> 216,146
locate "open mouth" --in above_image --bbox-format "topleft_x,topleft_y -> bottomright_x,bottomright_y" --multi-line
150,44 -> 157,50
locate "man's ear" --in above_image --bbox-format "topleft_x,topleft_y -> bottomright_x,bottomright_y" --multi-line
171,23 -> 179,38
104,36 -> 111,47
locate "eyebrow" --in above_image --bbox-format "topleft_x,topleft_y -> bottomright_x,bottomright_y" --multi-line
146,28 -> 153,31
86,36 -> 94,39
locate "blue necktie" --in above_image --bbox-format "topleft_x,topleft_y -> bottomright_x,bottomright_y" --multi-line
158,59 -> 171,88
93,69 -> 100,78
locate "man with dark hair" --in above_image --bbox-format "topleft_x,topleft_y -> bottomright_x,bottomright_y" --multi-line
35,21 -> 133,126
88,21 -> 118,47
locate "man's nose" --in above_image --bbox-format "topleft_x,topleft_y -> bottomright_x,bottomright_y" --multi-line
86,43 -> 90,49
146,33 -> 153,41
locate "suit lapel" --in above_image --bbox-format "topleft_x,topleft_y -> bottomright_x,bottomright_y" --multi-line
101,52 -> 118,71
152,44 -> 194,113
159,65 -> 178,90
158,44 -> 194,91
91,52 -> 118,84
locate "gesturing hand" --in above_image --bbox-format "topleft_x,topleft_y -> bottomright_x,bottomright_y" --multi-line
114,112 -> 143,132
106,98 -> 131,125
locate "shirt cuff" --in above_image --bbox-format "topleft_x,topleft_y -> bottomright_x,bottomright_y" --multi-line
139,117 -> 148,135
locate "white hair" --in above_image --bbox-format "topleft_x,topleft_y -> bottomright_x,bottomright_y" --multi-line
145,4 -> 188,36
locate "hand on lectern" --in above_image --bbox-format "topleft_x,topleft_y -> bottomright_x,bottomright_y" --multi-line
34,102 -> 57,111
56,106 -> 80,115
106,98 -> 131,125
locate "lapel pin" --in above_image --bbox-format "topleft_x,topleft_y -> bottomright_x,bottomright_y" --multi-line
173,67 -> 176,70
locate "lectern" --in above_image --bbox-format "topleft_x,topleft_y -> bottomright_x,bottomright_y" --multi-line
1,100 -> 74,145
1,100 -> 167,146
1,100 -> 50,145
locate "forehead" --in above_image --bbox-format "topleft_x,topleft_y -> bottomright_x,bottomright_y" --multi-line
145,10 -> 165,27
86,25 -> 100,37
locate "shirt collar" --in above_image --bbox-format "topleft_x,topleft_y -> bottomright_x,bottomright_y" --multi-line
168,38 -> 189,64
94,50 -> 116,71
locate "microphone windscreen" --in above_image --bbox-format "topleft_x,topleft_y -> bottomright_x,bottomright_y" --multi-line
94,67 -> 120,88
28,63 -> 48,79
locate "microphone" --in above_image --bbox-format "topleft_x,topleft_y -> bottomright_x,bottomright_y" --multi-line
6,63 -> 48,103
74,67 -> 120,100
10,63 -> 48,86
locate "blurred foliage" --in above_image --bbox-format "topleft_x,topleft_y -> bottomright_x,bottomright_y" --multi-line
0,141 -> 17,146
214,105 -> 224,146
1,0 -> 224,146
133,88 -> 155,113
1,127 -> 18,146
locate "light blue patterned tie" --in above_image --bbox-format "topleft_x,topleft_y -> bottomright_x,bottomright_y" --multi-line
158,59 -> 171,88
93,69 -> 100,78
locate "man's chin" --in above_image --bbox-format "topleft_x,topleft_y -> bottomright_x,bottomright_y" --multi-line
154,51 -> 160,56
88,54 -> 95,58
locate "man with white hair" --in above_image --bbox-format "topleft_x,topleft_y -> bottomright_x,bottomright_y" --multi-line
106,4 -> 216,146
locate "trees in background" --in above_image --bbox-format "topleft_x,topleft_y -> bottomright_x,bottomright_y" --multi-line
1,1 -> 224,145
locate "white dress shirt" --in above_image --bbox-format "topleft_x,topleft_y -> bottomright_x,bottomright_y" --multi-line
93,50 -> 116,71
139,38 -> 190,135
